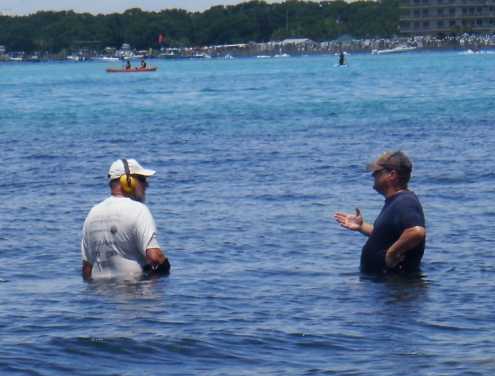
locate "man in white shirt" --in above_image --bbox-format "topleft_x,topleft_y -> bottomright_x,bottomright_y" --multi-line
81,158 -> 170,280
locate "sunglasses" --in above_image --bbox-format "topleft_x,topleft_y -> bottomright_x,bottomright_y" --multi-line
371,168 -> 390,178
136,175 -> 149,186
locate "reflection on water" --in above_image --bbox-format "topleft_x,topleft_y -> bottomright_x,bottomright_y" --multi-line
360,271 -> 429,304
86,274 -> 169,301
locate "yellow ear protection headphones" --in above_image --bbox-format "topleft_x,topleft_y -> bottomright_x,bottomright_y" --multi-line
119,159 -> 137,194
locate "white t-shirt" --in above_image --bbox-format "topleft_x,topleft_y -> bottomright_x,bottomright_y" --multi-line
81,196 -> 161,279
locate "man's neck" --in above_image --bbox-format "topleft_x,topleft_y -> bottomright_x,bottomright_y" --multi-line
111,188 -> 129,198
384,187 -> 407,199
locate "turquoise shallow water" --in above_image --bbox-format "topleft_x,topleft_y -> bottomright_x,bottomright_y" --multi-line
1,52 -> 495,375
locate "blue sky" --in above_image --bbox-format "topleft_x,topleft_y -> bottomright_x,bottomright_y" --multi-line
1,1 -> 283,15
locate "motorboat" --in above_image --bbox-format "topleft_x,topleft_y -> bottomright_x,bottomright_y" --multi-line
371,46 -> 417,55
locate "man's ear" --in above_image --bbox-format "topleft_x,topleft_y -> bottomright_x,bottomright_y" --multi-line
388,169 -> 399,182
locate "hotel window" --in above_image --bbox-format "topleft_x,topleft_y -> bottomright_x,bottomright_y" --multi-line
414,10 -> 421,16
423,9 -> 429,15
450,20 -> 456,26
450,8 -> 456,15
423,21 -> 430,27
438,8 -> 445,15
449,0 -> 455,3
414,21 -> 420,28
438,20 -> 445,27
477,18 -> 483,24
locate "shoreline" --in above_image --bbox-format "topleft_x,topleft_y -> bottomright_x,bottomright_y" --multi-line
1,46 -> 494,64
2,34 -> 495,63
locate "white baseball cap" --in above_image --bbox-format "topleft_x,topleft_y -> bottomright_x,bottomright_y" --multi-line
108,159 -> 156,180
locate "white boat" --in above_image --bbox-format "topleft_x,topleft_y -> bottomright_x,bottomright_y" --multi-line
94,56 -> 120,61
256,55 -> 271,59
67,55 -> 89,61
192,53 -> 211,59
118,52 -> 144,60
371,46 -> 417,55
274,53 -> 290,58
459,49 -> 494,55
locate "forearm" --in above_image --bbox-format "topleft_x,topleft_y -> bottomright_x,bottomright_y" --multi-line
387,226 -> 426,258
359,223 -> 374,237
82,261 -> 92,281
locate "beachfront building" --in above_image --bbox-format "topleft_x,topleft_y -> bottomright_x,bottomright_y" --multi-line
400,0 -> 495,35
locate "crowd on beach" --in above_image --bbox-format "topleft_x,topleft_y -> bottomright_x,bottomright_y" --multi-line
324,33 -> 495,53
1,33 -> 495,62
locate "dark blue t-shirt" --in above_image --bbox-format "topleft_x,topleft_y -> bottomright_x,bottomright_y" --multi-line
361,191 -> 425,274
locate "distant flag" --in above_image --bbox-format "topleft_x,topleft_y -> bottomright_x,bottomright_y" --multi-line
158,33 -> 165,45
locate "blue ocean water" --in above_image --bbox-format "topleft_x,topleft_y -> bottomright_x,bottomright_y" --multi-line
1,52 -> 495,375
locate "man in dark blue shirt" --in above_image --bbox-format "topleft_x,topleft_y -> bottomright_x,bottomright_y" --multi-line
335,151 -> 426,274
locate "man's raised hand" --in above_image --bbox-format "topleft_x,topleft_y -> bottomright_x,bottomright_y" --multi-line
334,208 -> 363,231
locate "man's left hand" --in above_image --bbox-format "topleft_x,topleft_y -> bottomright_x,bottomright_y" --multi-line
385,249 -> 405,269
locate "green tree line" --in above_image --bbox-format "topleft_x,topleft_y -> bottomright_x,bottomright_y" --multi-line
0,0 -> 399,53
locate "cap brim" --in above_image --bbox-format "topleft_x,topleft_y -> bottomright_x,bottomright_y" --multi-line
367,162 -> 382,172
108,169 -> 156,181
134,168 -> 156,177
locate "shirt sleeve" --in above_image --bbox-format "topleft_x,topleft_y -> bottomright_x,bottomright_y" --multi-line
135,205 -> 161,257
396,197 -> 425,232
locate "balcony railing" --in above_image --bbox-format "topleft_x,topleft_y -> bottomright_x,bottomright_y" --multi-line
401,2 -> 495,8
401,14 -> 495,20
401,0 -> 495,5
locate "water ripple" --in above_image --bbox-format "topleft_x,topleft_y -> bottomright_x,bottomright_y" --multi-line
1,53 -> 495,375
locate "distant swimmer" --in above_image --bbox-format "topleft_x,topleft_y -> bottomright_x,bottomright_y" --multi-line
81,159 -> 170,280
338,50 -> 346,66
140,59 -> 147,68
334,151 -> 426,274
125,60 -> 131,70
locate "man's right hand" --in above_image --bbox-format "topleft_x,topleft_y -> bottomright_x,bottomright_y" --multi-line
334,208 -> 364,231
146,248 -> 170,275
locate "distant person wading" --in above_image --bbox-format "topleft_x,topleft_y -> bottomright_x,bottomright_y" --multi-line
334,151 -> 426,274
339,50 -> 346,66
81,159 -> 170,280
